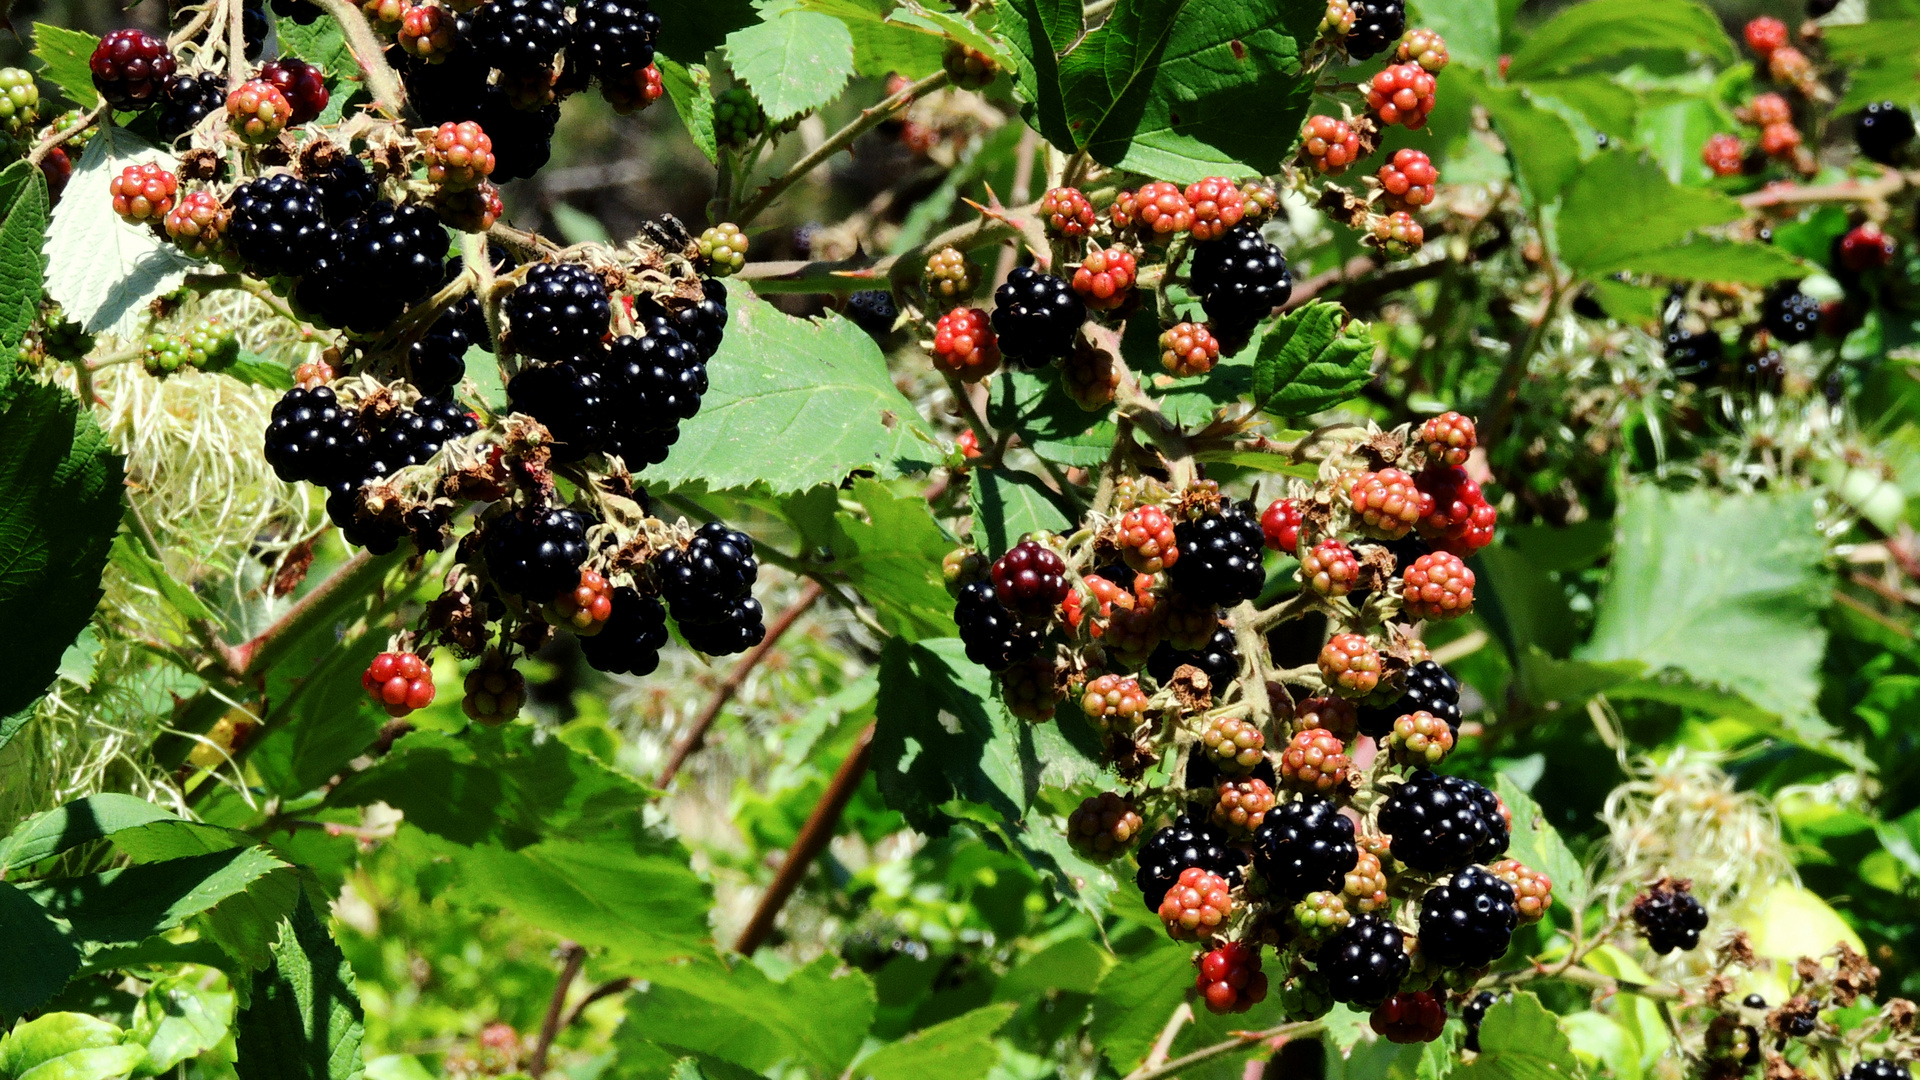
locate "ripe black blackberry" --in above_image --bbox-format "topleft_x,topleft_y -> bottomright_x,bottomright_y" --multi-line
1664,329 -> 1724,382
1343,0 -> 1405,58
1147,627 -> 1239,690
677,598 -> 767,655
1855,102 -> 1915,166
395,34 -> 490,125
156,73 -> 225,143
1252,793 -> 1358,900
1169,501 -> 1267,606
1417,865 -> 1518,969
953,580 -> 1041,671
410,301 -> 477,395
656,522 -> 757,610
368,398 -> 476,468
506,263 -> 611,360
845,290 -> 899,338
243,0 -> 270,58
508,358 -> 611,461
571,0 -> 660,78
1358,660 -> 1460,738
470,0 -> 571,73
674,278 -> 731,361
1762,283 -> 1822,344
1461,990 -> 1502,1052
580,587 -> 670,675
470,88 -> 559,181
1316,914 -> 1408,1007
484,505 -> 592,600
297,203 -> 450,333
89,28 -> 176,108
1135,813 -> 1245,911
1845,1061 -> 1911,1080
274,0 -> 325,23
264,386 -> 357,484
990,267 -> 1085,366
326,485 -> 406,554
307,154 -> 378,225
227,175 -> 335,279
606,325 -> 707,425
1379,771 -> 1509,872
1189,225 -> 1292,339
1632,878 -> 1709,955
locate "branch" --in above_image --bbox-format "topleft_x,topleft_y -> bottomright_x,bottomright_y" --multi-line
1738,169 -> 1909,209
655,581 -> 825,787
734,70 -> 953,226
732,721 -> 876,956
529,942 -> 586,1076
1120,1019 -> 1324,1080
561,977 -> 635,1030
734,207 -> 1022,296
311,0 -> 408,117
28,103 -> 106,167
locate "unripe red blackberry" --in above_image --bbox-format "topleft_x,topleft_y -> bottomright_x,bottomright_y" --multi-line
363,651 -> 436,717
1261,497 -> 1302,553
462,650 -> 526,725
1371,991 -> 1447,1044
1343,847 -> 1388,913
1133,180 -> 1194,239
1749,91 -> 1792,127
1040,186 -> 1096,237
164,191 -> 229,257
259,58 -> 330,125
1349,467 -> 1428,539
1103,591 -> 1164,668
1413,466 -> 1497,555
1371,211 -> 1424,254
426,121 -> 496,189
1279,727 -> 1350,794
1301,538 -> 1359,597
697,222 -> 749,277
1062,341 -> 1121,410
401,4 -> 459,61
1116,504 -> 1179,574
1195,941 -> 1267,1015
1768,44 -> 1812,85
1367,63 -> 1436,129
923,247 -> 977,302
1378,149 -> 1438,212
547,567 -> 614,633
1702,133 -> 1746,177
1745,15 -> 1788,55
1159,321 -> 1220,377
1199,715 -> 1264,774
1293,890 -> 1351,939
1319,633 -> 1381,697
1401,551 -> 1474,620
1759,121 -> 1801,158
1067,792 -> 1144,860
1386,710 -> 1454,766
1292,695 -> 1358,740
1301,114 -> 1361,174
41,146 -> 72,203
931,306 -> 1001,381
90,29 -> 175,108
1108,188 -> 1140,231
1081,673 -> 1149,730
1183,176 -> 1246,241
992,538 -> 1069,617
1395,27 -> 1448,71
1157,594 -> 1219,653
603,63 -> 665,113
1211,776 -> 1276,837
1633,877 -> 1709,954
1002,656 -> 1064,721
110,162 -> 177,225
942,41 -> 997,89
226,80 -> 292,144
1488,859 -> 1552,923
434,183 -> 504,232
1158,865 -> 1233,940
1071,246 -> 1136,311
1419,411 -> 1476,467
1838,222 -> 1897,271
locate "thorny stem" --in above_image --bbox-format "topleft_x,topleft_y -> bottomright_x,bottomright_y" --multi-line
942,370 -> 997,452
28,103 -> 106,167
1142,1003 -> 1194,1071
529,942 -> 586,1076
225,0 -> 246,93
314,0 -> 409,117
732,721 -> 876,956
735,215 -> 1022,295
734,70 -> 954,226
1120,1019 -> 1325,1080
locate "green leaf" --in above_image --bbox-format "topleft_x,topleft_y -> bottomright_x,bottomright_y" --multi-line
801,0 -> 946,78
640,282 -> 934,494
873,637 -> 1030,833
971,468 -> 1074,556
1600,237 -> 1807,285
132,973 -> 237,1074
885,3 -> 1017,71
989,369 -> 1116,468
44,125 -> 197,335
109,533 -> 217,626
0,379 -> 123,722
1088,943 -> 1191,1072
1580,485 -> 1830,720
851,1002 -> 1015,1080
786,478 -> 958,640
1559,1012 -> 1641,1080
1408,0 -> 1499,69
0,880 -> 80,1024
1248,302 -> 1373,419
23,847 -> 291,950
993,938 -> 1114,1002
1588,279 -> 1664,324
650,0 -> 760,62
1492,775 -> 1583,916
0,1014 -> 123,1076
0,793 -> 181,874
620,955 -> 876,1076
0,161 -> 49,354
1004,0 -> 1320,183
273,18 -> 354,124
658,61 -> 718,163
1555,152 -> 1743,276
18,1046 -> 148,1080
29,24 -> 100,109
1829,21 -> 1920,110
1456,69 -> 1582,206
234,898 -> 366,1080
1504,0 -> 1733,81
223,352 -> 298,390
1454,993 -> 1579,1080
726,7 -> 857,123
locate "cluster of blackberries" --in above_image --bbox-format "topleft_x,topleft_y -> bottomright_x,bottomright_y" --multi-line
92,28 -> 330,143
1189,225 -> 1294,343
1343,0 -> 1406,59
502,262 -> 728,469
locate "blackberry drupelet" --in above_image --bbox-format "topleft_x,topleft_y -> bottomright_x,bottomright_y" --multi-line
156,73 -> 225,143
1146,626 -> 1240,690
991,539 -> 1070,617
470,0 -> 571,73
1379,771 -> 1508,872
227,174 -> 334,279
1252,793 -> 1358,900
410,300 -> 477,395
307,154 -> 378,225
476,90 -> 559,181
1169,501 -> 1267,606
1189,224 -> 1292,339
1762,283 -> 1822,344
845,290 -> 899,338
1632,879 -> 1710,954
1135,813 -> 1245,911
571,0 -> 660,78
1844,1062 -> 1911,1080
677,598 -> 767,655
1855,102 -> 1915,166
1358,659 -> 1461,737
484,505 -> 592,600
1343,0 -> 1405,58
1317,914 -> 1408,1007
579,587 -> 670,675
507,262 -> 610,360
953,580 -> 1041,671
507,358 -> 611,461
674,278 -> 731,360
990,266 -> 1085,366
264,386 -> 357,484
1417,865 -> 1518,968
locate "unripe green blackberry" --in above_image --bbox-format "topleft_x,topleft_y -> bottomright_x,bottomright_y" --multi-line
1002,654 -> 1063,722
697,222 -> 749,276
1278,965 -> 1335,1021
1068,792 -> 1143,860
1343,847 -> 1388,913
1384,709 -> 1454,766
41,305 -> 93,360
1294,890 -> 1351,940
143,319 -> 238,374
713,88 -> 765,147
942,41 -> 997,90
0,68 -> 38,136
226,79 -> 292,144
1239,179 -> 1280,224
923,246 -> 977,302
1081,672 -> 1149,731
1200,714 -> 1265,774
